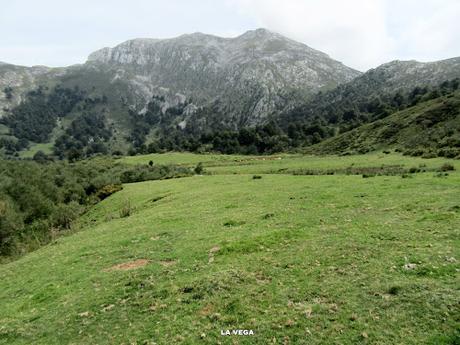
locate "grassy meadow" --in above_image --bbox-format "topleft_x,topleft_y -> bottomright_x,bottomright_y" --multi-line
0,152 -> 459,344
122,151 -> 459,174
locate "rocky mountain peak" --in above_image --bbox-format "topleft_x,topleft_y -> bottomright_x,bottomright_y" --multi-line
3,29 -> 362,125
81,29 -> 362,125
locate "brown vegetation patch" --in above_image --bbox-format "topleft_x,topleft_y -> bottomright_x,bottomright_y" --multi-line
106,259 -> 150,271
159,259 -> 176,267
198,304 -> 214,316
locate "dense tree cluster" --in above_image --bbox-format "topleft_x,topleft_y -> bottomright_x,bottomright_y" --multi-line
0,158 -> 193,256
54,112 -> 112,160
0,85 -> 106,153
1,87 -> 57,144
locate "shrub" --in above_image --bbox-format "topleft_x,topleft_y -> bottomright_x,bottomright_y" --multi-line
437,148 -> 459,158
440,163 -> 455,172
223,220 -> 246,227
119,199 -> 133,218
0,199 -> 22,254
194,162 -> 204,174
434,172 -> 449,178
96,184 -> 123,200
33,150 -> 49,164
388,286 -> 402,295
51,202 -> 83,229
262,213 -> 275,219
252,175 -> 262,179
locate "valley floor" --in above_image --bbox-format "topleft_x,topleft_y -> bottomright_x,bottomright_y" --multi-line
0,153 -> 459,344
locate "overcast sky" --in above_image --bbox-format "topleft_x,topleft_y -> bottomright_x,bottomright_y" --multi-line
1,0 -> 459,71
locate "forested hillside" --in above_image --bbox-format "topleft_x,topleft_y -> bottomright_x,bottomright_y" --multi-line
310,90 -> 460,157
124,78 -> 460,157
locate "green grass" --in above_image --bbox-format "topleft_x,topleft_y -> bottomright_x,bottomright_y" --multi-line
120,151 -> 277,167
0,153 -> 459,344
18,142 -> 54,158
0,124 -> 9,135
122,151 -> 459,175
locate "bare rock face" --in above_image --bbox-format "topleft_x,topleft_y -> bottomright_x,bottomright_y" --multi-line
86,28 -> 361,124
0,64 -> 48,117
0,63 -> 69,118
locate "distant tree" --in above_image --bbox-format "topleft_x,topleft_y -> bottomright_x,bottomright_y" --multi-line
3,87 -> 13,100
33,150 -> 48,164
392,92 -> 404,108
194,162 -> 204,174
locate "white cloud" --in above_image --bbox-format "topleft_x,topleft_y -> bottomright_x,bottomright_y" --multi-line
227,0 -> 460,71
388,0 -> 460,62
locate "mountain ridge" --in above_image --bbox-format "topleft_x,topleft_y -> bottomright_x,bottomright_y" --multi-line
1,28 -> 361,126
84,28 -> 360,125
0,29 -> 459,158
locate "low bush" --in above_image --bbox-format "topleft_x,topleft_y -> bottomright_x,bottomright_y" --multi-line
119,199 -> 133,218
96,184 -> 123,200
440,163 -> 455,172
194,162 -> 204,174
362,174 -> 375,178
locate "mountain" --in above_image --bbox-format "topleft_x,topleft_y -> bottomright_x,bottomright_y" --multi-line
281,57 -> 460,127
0,29 -> 361,156
0,29 -> 459,158
86,28 -> 360,123
274,57 -> 460,153
370,58 -> 460,90
0,29 -> 360,122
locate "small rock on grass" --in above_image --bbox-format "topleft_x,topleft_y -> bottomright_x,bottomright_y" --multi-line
403,263 -> 417,270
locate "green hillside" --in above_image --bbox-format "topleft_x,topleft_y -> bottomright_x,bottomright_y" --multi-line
311,91 -> 460,157
0,154 -> 458,344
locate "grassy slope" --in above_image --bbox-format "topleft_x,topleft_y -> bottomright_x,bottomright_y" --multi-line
18,143 -> 54,158
310,92 -> 460,155
0,154 -> 459,345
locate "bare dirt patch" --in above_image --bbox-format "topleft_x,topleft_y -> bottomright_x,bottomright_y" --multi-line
105,259 -> 150,271
208,246 -> 221,263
